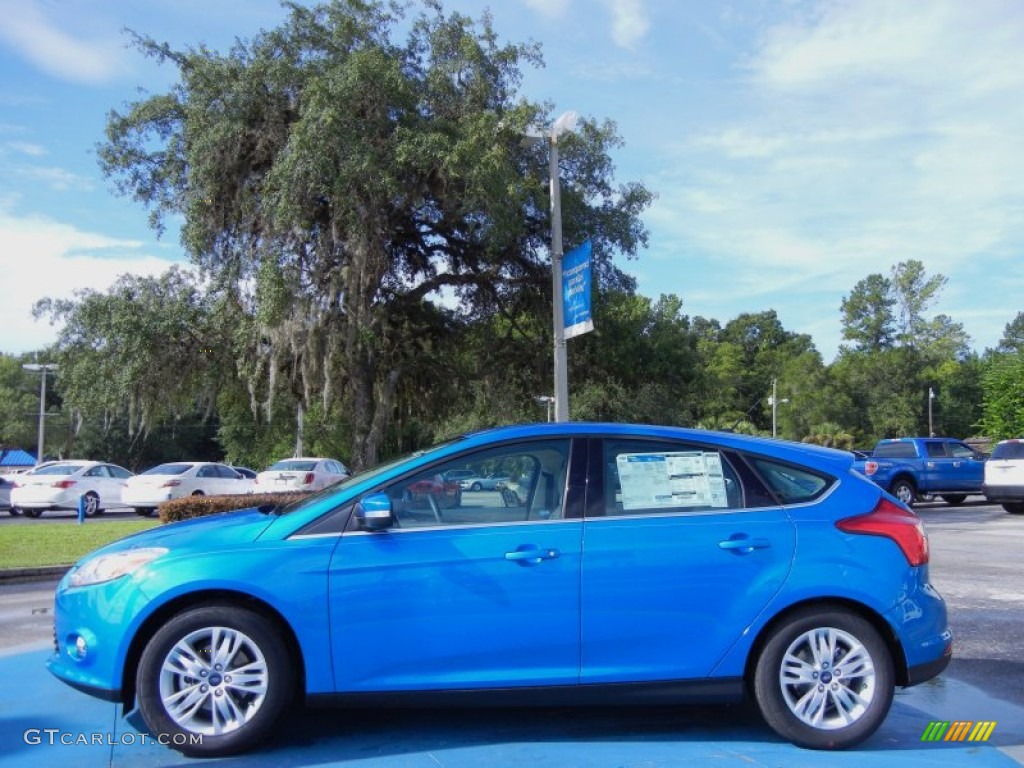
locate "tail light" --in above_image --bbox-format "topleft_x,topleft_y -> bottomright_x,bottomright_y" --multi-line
863,460 -> 878,476
160,479 -> 182,488
303,472 -> 315,485
837,498 -> 929,566
52,480 -> 76,489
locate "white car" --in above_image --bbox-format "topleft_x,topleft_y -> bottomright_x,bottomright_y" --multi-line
9,461 -> 134,518
983,438 -> 1024,514
254,457 -> 350,492
122,462 -> 255,517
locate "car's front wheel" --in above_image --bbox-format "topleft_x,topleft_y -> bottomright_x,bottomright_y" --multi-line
940,494 -> 967,506
136,605 -> 293,757
134,507 -> 156,517
22,508 -> 42,518
1003,502 -> 1024,514
752,608 -> 894,749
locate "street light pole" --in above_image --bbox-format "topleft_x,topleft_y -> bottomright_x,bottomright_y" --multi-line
526,110 -> 578,423
769,378 -> 789,438
22,363 -> 57,465
928,387 -> 935,437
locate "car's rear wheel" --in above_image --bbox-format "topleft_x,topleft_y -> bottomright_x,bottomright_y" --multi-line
134,507 -> 156,517
752,608 -> 894,749
1003,502 -> 1024,514
889,479 -> 916,507
471,482 -> 482,491
940,494 -> 967,506
7,507 -> 22,516
83,491 -> 101,517
136,605 -> 293,757
22,508 -> 42,518
191,490 -> 205,496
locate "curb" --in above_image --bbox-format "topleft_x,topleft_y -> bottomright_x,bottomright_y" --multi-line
0,566 -> 69,585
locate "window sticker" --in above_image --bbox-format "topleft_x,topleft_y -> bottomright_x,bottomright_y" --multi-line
616,451 -> 729,510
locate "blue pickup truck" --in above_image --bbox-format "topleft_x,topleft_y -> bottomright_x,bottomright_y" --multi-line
853,437 -> 986,507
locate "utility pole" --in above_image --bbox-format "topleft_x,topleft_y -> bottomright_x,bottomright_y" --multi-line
22,363 -> 58,464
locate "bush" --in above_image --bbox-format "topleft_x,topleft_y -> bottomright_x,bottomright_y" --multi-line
159,492 -> 311,524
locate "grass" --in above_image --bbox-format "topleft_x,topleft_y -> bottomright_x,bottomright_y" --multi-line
0,520 -> 161,570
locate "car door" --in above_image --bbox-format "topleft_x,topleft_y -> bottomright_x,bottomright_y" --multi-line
947,441 -> 985,491
328,437 -> 583,692
580,437 -> 796,683
921,440 -> 953,490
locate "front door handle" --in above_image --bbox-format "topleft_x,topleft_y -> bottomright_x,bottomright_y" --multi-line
719,536 -> 771,555
505,546 -> 560,566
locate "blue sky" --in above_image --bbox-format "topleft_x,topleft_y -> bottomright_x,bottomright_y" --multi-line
1,0 -> 1022,362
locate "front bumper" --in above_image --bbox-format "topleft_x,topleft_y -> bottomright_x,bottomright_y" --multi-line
46,571 -> 152,704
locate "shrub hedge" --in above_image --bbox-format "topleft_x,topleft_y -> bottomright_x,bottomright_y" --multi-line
159,492 -> 312,524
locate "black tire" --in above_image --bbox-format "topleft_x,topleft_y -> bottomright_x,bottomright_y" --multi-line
82,491 -> 101,517
191,490 -> 205,496
940,494 -> 967,506
136,605 -> 293,757
1003,502 -> 1024,515
889,478 -> 916,507
22,508 -> 42,518
134,507 -> 156,517
7,507 -> 22,517
752,608 -> 894,750
471,482 -> 482,492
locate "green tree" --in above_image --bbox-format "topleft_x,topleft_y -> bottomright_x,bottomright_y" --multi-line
98,0 -> 652,469
840,273 -> 895,352
996,311 -> 1024,353
978,353 -> 1024,439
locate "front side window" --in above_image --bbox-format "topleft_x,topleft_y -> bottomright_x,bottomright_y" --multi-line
925,442 -> 947,458
379,439 -> 571,528
948,443 -> 976,459
601,440 -> 744,517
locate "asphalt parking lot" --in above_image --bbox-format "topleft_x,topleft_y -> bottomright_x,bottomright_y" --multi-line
0,498 -> 1021,767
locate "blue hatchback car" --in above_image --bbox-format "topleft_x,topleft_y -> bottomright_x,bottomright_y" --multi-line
47,423 -> 951,756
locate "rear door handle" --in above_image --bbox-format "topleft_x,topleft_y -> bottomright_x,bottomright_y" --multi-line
719,536 -> 771,554
505,546 -> 560,566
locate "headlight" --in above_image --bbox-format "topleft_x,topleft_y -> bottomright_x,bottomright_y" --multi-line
69,548 -> 168,587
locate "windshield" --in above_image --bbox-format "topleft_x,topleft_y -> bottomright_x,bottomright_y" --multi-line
992,441 -> 1024,460
142,463 -> 192,476
277,438 -> 466,515
267,460 -> 317,472
30,464 -> 80,476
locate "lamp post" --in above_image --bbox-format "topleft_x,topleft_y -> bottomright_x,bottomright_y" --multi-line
22,363 -> 57,465
928,387 -> 935,437
768,378 -> 789,438
525,110 -> 578,423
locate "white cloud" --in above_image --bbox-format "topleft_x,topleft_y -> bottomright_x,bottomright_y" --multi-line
605,0 -> 649,49
521,0 -> 571,19
0,209 -> 180,353
0,0 -> 122,84
16,166 -> 94,191
5,141 -> 46,157
641,0 -> 1024,359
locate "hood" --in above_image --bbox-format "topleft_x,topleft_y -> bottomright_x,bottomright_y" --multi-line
79,507 -> 277,563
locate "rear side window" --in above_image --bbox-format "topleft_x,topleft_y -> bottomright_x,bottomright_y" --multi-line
748,458 -> 831,503
992,441 -> 1024,460
601,440 -> 745,516
873,442 -> 917,458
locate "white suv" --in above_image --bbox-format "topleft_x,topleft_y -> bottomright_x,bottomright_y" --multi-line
983,439 -> 1024,514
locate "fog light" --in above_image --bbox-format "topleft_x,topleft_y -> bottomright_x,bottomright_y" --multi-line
72,635 -> 88,660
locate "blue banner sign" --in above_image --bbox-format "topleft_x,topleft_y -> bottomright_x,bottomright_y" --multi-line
562,240 -> 593,339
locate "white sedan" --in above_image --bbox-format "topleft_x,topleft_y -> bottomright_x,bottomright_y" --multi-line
9,461 -> 134,518
122,462 -> 255,517
254,457 -> 350,492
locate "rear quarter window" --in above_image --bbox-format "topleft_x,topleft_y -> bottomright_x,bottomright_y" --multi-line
748,457 -> 832,503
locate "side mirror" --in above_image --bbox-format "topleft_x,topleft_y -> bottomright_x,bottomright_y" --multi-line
355,492 -> 394,531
